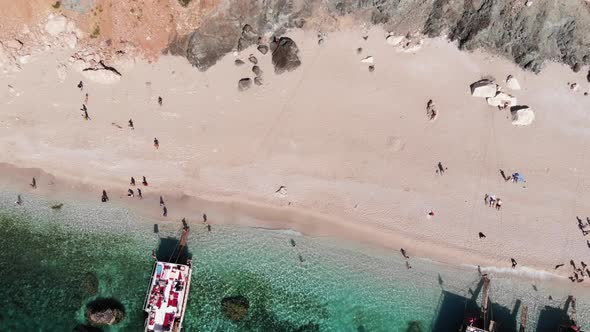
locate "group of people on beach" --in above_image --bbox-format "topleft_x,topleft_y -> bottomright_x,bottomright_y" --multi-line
483,194 -> 502,210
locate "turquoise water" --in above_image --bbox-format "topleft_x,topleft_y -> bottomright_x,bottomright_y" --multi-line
1,193 -> 590,331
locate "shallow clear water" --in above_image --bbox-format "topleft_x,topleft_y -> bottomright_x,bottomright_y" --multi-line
1,192 -> 589,332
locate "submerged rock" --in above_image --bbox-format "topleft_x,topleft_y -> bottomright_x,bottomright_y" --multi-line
235,59 -> 245,66
222,296 -> 250,321
83,272 -> 99,295
85,298 -> 125,326
254,76 -> 263,86
248,54 -> 258,64
272,37 -> 301,74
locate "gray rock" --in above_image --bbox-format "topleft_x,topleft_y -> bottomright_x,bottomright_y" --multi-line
252,65 -> 262,76
248,54 -> 258,64
238,78 -> 252,91
257,44 -> 269,55
369,65 -> 375,72
85,298 -> 125,326
235,59 -> 245,66
272,37 -> 301,74
573,62 -> 582,73
186,18 -> 239,71
254,76 -> 263,86
238,24 -> 260,52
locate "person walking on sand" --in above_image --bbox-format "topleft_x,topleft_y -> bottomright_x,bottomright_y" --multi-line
203,213 -> 207,222
142,176 -> 148,186
153,138 -> 159,149
101,190 -> 109,202
127,189 -> 135,197
137,188 -> 142,199
128,119 -> 134,129
478,232 -> 486,239
489,194 -> 496,207
437,162 -> 447,175
484,193 -> 489,205
511,258 -> 517,268
159,196 -> 165,207
162,206 -> 168,217
84,93 -> 88,104
30,177 -> 36,189
158,96 -> 163,106
495,198 -> 502,210
400,248 -> 409,259
130,177 -> 136,186
77,81 -> 83,90
82,108 -> 90,120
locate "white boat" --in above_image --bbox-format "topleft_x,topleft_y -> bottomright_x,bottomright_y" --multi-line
143,260 -> 192,332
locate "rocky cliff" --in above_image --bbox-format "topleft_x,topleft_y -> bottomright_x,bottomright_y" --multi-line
180,0 -> 590,74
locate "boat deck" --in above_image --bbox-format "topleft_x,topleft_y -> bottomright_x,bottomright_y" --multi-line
144,262 -> 191,332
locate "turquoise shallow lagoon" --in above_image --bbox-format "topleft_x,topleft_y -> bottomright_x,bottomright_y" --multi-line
1,192 -> 589,331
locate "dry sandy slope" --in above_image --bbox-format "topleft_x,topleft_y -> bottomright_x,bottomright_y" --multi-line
1,27 -> 590,277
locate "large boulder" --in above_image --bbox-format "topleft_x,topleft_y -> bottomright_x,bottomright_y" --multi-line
222,296 -> 249,321
186,18 -> 240,71
238,78 -> 252,91
470,80 -> 497,98
506,75 -> 521,90
511,106 -> 535,126
272,37 -> 301,74
486,92 -> 517,107
85,298 -> 125,326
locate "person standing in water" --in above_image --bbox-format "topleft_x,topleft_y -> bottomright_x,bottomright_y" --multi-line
130,177 -> 136,186
101,190 -> 109,202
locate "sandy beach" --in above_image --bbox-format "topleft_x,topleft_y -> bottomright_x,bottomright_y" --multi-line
2,26 -> 590,281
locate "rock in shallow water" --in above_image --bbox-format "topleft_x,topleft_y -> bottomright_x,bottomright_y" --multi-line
85,298 -> 125,326
222,296 -> 250,321
272,37 -> 301,74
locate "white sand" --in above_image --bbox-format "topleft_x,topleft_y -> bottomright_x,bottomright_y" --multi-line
2,27 -> 590,278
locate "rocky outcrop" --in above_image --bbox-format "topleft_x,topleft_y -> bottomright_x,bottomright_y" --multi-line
222,296 -> 250,321
272,37 -> 301,74
85,298 -> 125,326
176,0 -> 590,74
185,0 -> 302,71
